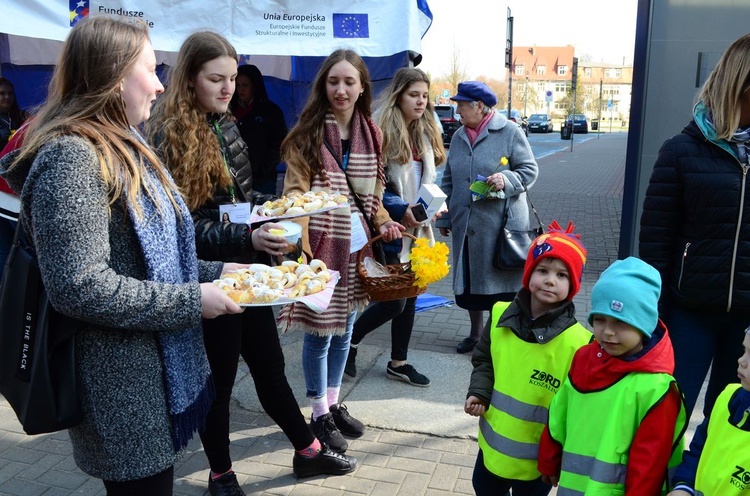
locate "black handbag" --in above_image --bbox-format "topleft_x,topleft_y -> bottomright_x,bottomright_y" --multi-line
493,183 -> 544,270
0,216 -> 83,434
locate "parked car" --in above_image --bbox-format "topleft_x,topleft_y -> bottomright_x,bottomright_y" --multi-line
435,104 -> 460,146
564,114 -> 589,134
527,113 -> 553,133
498,109 -> 529,136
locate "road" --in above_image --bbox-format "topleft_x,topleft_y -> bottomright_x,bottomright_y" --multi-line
437,129 -> 602,184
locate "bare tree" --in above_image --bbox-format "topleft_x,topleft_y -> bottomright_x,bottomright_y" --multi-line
444,44 -> 470,94
477,76 -> 506,108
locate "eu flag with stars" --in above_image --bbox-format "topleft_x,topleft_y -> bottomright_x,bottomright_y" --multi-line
70,0 -> 89,27
332,13 -> 369,38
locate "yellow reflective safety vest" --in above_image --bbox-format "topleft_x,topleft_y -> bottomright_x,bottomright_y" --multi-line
548,370 -> 686,495
477,301 -> 591,480
695,384 -> 750,496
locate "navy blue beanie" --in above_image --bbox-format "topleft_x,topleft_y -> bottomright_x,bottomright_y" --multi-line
588,257 -> 661,337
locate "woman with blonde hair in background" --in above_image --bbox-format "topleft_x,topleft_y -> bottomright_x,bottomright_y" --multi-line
345,67 -> 446,387
0,16 -> 243,495
640,32 -> 750,421
147,32 -> 356,495
279,49 -> 403,453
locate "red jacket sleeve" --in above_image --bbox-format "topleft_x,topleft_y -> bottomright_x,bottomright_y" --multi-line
537,424 -> 563,477
0,122 -> 27,196
625,384 -> 682,496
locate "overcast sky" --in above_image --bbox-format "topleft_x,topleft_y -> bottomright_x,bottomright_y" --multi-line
418,0 -> 639,81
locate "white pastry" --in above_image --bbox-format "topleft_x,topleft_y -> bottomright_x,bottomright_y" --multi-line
310,259 -> 327,273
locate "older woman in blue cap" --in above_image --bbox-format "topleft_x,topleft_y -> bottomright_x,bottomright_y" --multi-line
437,81 -> 538,353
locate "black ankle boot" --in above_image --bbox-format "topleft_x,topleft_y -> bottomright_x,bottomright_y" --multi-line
330,403 -> 365,438
310,413 -> 348,453
293,444 -> 357,477
208,471 -> 245,496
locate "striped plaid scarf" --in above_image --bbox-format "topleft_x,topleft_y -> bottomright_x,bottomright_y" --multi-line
278,109 -> 384,336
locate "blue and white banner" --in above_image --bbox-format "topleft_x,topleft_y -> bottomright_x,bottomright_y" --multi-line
1,0 -> 432,59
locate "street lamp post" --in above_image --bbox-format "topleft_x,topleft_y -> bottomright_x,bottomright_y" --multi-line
506,8 -> 513,116
523,75 -> 529,117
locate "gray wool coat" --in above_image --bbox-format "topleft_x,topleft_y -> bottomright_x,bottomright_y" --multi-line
0,136 -> 223,481
438,111 -> 538,296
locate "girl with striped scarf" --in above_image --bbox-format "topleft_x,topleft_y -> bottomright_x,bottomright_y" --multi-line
280,49 -> 404,453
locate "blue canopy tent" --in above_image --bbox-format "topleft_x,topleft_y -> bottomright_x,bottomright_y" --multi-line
0,0 -> 433,128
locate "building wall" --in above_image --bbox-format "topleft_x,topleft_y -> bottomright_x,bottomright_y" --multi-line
621,1 -> 750,256
512,45 -> 633,120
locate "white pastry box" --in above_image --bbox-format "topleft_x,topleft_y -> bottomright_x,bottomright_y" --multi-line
416,183 -> 447,223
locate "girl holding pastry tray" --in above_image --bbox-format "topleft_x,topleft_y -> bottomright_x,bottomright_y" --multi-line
147,31 -> 356,492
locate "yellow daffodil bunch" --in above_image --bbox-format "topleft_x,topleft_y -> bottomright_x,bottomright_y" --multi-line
499,156 -> 509,167
409,238 -> 450,288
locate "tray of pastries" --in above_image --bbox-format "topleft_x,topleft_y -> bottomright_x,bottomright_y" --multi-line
213,259 -> 338,307
254,191 -> 348,220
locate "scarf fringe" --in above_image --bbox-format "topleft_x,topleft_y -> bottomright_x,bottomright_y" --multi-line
171,375 -> 215,451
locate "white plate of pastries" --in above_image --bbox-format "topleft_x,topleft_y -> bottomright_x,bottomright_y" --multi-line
213,259 -> 338,306
256,191 -> 348,219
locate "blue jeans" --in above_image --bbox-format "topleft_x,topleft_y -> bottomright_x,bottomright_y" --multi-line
472,449 -> 549,496
302,312 -> 356,398
0,217 -> 17,282
664,303 -> 750,418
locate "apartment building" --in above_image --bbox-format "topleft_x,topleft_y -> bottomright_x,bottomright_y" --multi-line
512,45 -> 633,122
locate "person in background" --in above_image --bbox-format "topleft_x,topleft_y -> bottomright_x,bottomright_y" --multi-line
465,222 -> 591,496
279,49 -> 403,453
436,81 -> 538,354
667,325 -> 750,496
230,64 -> 288,195
344,67 -> 446,387
0,124 -> 24,281
0,78 -> 29,281
639,32 -> 750,420
0,16 -> 243,495
538,257 -> 687,496
0,76 -> 28,150
147,32 -> 356,495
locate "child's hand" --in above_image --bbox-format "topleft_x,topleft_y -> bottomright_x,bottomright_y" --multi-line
541,474 -> 559,487
464,396 -> 487,416
666,491 -> 692,496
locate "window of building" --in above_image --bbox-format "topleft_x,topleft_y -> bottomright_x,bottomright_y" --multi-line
554,102 -> 567,110
515,65 -> 525,75
604,68 -> 611,78
536,65 -> 546,75
537,83 -> 546,92
558,65 -> 568,76
614,69 -> 621,78
555,83 -> 570,93
584,67 -> 591,77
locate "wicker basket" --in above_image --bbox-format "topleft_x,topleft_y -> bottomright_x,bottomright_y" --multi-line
356,232 -> 427,302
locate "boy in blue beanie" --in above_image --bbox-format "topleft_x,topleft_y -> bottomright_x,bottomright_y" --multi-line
667,325 -> 750,496
538,257 -> 687,496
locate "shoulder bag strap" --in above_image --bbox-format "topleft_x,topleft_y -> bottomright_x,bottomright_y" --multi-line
323,139 -> 379,236
503,182 -> 544,231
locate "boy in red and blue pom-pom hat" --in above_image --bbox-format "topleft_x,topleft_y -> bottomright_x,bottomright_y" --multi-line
465,221 -> 592,495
